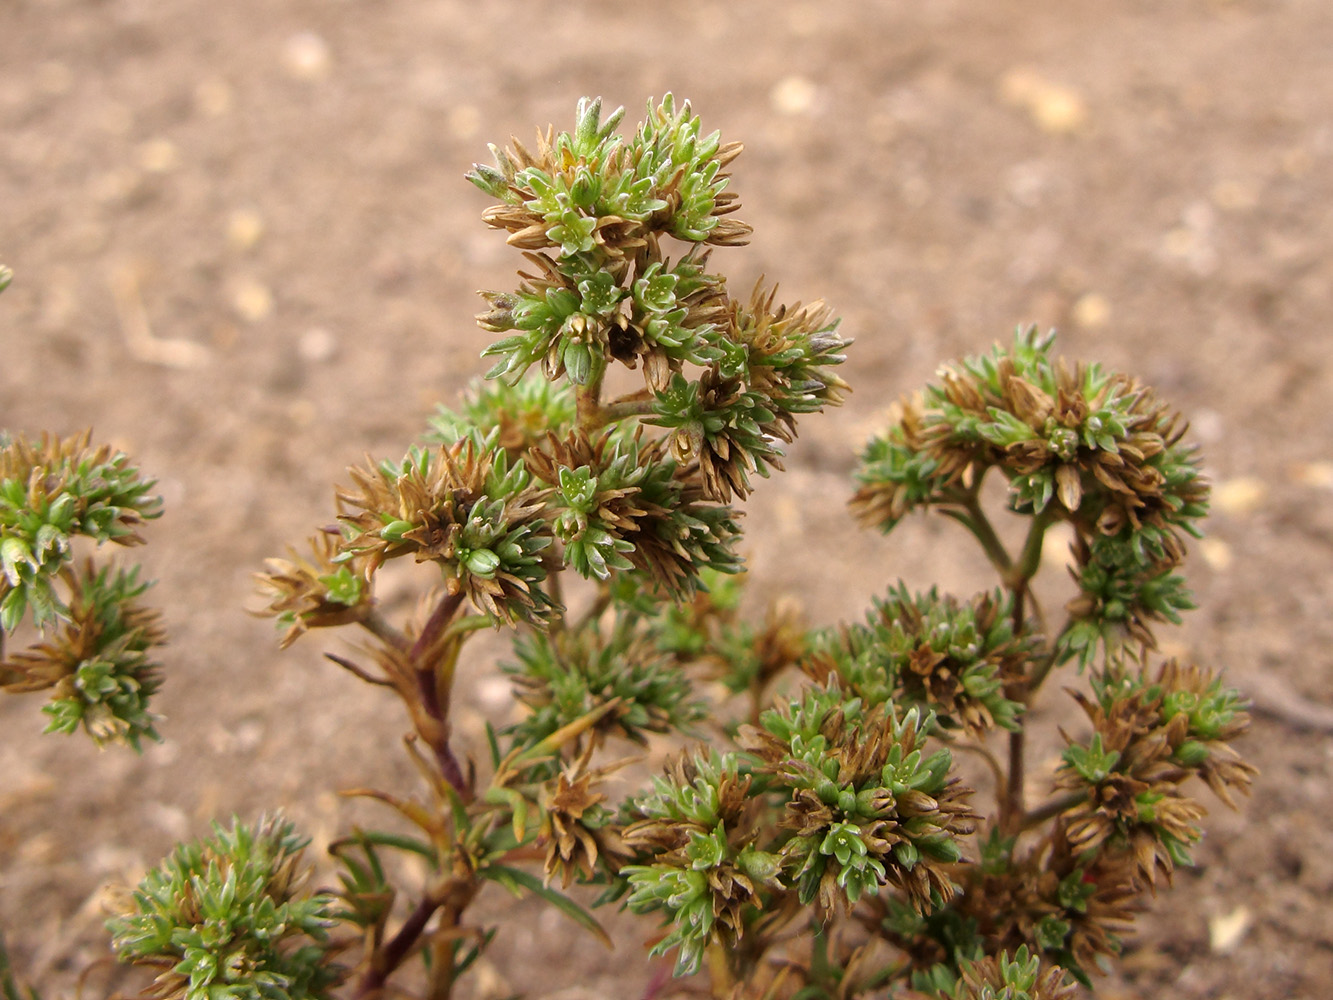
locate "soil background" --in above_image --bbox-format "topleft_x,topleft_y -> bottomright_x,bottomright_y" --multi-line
3,1 -> 1333,998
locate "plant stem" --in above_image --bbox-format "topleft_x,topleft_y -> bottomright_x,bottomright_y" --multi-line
356,893 -> 442,997
356,879 -> 480,1000
950,738 -> 1007,804
575,372 -> 605,433
1009,506 -> 1056,590
705,942 -> 736,998
942,495 -> 1012,576
412,591 -> 466,663
546,566 -> 566,634
1019,791 -> 1085,832
1026,642 -> 1064,698
411,591 -> 469,796
361,608 -> 411,651
997,507 -> 1058,832
601,394 -> 657,423
1003,730 -> 1025,834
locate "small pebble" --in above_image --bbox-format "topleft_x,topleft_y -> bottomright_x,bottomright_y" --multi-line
1289,461 -> 1333,489
1211,179 -> 1259,211
283,31 -> 332,81
226,207 -> 265,251
1071,291 -> 1111,329
1212,476 -> 1267,515
1208,904 -> 1252,954
1199,537 -> 1233,572
231,278 -> 274,322
194,77 -> 233,117
448,104 -> 481,139
771,75 -> 818,116
36,60 -> 73,96
297,326 -> 337,363
1000,68 -> 1087,134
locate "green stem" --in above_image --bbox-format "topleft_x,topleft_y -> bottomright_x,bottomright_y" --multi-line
1010,506 -> 1057,590
998,510 -> 1056,833
1026,619 -> 1075,696
1018,791 -> 1085,832
941,495 -> 1012,577
361,608 -> 411,651
575,370 -> 606,433
599,395 -> 657,423
442,614 -> 497,643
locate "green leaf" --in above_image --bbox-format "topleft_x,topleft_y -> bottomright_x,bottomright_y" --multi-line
479,864 -> 611,948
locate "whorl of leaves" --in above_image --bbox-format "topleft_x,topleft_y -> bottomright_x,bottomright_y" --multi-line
1,431 -> 161,631
1,562 -> 164,749
503,612 -> 705,754
740,684 -> 976,916
622,750 -> 780,975
850,327 -> 1208,558
805,585 -> 1033,735
106,815 -> 340,1000
1055,658 -> 1254,886
336,431 -> 556,626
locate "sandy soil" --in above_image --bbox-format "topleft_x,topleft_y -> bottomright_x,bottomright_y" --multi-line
3,1 -> 1333,997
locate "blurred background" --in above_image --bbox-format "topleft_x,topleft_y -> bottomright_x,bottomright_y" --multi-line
2,1 -> 1331,997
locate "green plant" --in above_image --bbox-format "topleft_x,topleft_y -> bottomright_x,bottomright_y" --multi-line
0,96 -> 1252,1000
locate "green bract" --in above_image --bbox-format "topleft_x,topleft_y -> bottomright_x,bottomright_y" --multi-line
0,432 -> 161,631
810,585 -> 1032,734
107,816 -> 339,1000
504,612 -> 704,754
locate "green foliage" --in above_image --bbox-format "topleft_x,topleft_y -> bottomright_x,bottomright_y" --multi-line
811,585 -> 1031,733
504,610 -> 706,753
427,376 -> 578,458
0,433 -> 161,631
0,431 -> 165,750
32,564 -> 163,749
622,750 -> 772,975
747,688 -> 971,913
107,815 -> 339,1000
0,99 -> 1250,1000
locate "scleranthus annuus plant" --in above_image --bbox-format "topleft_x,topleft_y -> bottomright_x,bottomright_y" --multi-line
0,97 -> 1251,1000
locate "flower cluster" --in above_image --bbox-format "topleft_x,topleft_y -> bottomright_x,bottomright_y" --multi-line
469,96 -> 848,508
503,610 -> 705,754
540,764 -> 627,888
107,815 -> 339,1000
254,529 -> 370,649
853,327 -> 1206,535
524,428 -> 742,595
806,585 -> 1033,735
622,751 -> 780,975
0,430 -> 165,749
1055,658 -> 1254,885
1,431 -> 161,630
742,685 -> 976,915
851,328 -> 1208,674
427,377 -> 577,462
1,563 -> 164,749
336,431 -> 556,626
468,95 -> 745,387
648,284 -> 849,502
902,946 -> 1079,1000
881,827 -> 1140,986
